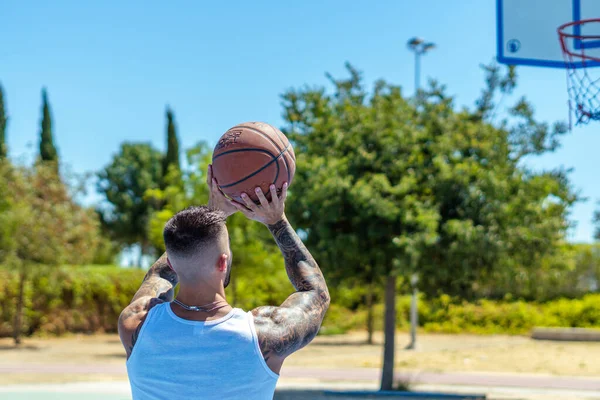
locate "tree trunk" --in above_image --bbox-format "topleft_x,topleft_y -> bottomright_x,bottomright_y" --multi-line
13,268 -> 26,346
366,285 -> 374,345
380,275 -> 397,391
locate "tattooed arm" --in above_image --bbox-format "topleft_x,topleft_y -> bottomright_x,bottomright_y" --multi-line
117,252 -> 179,359
129,252 -> 178,303
229,183 -> 330,374
252,216 -> 330,373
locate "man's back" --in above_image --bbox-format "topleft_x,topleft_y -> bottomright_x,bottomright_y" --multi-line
126,303 -> 278,400
119,177 -> 329,400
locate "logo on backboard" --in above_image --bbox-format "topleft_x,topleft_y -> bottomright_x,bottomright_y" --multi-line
507,39 -> 521,53
216,130 -> 242,150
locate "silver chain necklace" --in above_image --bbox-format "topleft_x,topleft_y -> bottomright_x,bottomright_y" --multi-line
173,299 -> 229,313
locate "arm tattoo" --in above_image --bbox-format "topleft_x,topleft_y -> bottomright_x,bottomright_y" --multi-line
252,216 -> 330,361
131,252 -> 179,303
119,253 -> 179,359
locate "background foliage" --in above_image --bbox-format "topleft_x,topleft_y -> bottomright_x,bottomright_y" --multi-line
0,61 -> 598,345
1,264 -> 599,338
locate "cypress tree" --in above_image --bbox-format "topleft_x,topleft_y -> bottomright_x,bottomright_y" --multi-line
0,83 -> 7,159
39,88 -> 58,163
163,106 -> 180,177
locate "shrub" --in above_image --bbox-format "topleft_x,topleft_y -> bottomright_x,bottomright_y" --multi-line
0,265 -> 144,337
1,264 -> 599,338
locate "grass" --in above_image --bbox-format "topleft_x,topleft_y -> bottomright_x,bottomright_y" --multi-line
0,374 -> 125,385
287,331 -> 600,376
1,331 -> 600,385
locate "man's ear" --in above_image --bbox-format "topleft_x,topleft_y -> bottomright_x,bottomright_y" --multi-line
217,254 -> 229,272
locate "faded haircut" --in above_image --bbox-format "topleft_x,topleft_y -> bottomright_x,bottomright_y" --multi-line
163,206 -> 226,258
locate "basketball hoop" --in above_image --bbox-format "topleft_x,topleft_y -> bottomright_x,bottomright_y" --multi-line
558,18 -> 600,125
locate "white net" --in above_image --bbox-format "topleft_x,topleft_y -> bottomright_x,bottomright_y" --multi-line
559,19 -> 600,125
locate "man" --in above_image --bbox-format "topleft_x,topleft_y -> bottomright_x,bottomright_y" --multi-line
118,165 -> 330,399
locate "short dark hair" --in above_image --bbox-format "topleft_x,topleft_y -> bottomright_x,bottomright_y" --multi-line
163,206 -> 226,257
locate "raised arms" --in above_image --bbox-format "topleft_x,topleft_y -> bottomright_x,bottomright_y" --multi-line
118,253 -> 179,358
229,183 -> 330,370
131,252 -> 179,303
256,217 -> 330,359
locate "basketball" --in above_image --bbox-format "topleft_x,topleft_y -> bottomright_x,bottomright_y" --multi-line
211,122 -> 296,204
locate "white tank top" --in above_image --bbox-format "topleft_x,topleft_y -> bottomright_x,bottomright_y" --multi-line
126,302 -> 279,400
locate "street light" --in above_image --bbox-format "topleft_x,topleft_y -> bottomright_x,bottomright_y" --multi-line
404,38 -> 435,352
407,37 -> 436,95
405,273 -> 419,350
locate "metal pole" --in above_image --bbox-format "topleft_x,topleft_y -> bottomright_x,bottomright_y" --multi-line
415,50 -> 421,94
405,38 -> 434,351
406,275 -> 418,350
409,286 -> 417,348
407,45 -> 421,353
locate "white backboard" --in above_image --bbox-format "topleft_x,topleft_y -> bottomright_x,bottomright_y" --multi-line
497,0 -> 600,68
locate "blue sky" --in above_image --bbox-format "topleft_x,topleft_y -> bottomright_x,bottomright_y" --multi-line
1,0 -> 598,242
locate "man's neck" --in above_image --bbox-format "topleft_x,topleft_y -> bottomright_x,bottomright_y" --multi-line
175,284 -> 228,307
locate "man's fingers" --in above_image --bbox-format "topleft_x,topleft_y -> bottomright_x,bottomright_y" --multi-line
212,179 -> 230,200
269,184 -> 279,207
240,193 -> 259,211
207,165 -> 213,186
230,199 -> 252,215
216,183 -> 230,199
211,178 -> 221,194
255,187 -> 269,208
280,182 -> 288,203
229,199 -> 246,209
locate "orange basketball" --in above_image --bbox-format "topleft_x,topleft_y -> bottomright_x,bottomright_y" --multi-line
211,122 -> 296,204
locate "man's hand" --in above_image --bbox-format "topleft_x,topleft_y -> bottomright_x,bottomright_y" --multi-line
230,183 -> 287,225
207,164 -> 238,218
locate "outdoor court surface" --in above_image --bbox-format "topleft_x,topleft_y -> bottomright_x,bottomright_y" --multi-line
1,377 -> 600,400
1,332 -> 600,399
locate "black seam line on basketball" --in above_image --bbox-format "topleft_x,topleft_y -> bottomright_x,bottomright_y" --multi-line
212,147 -> 280,189
267,122 -> 287,150
270,124 -> 292,158
232,124 -> 292,184
216,145 -> 289,189
268,124 -> 294,184
217,146 -> 288,188
263,123 -> 294,164
218,152 -> 280,189
212,148 -> 276,162
213,125 -> 291,187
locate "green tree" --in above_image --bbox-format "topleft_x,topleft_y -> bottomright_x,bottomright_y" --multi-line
282,64 -> 439,390
281,62 -> 576,390
513,243 -> 600,300
0,161 -> 102,344
97,142 -> 163,265
146,142 -> 212,251
413,69 -> 576,298
39,88 -> 59,165
162,106 -> 181,182
0,83 -> 7,159
0,161 -> 18,262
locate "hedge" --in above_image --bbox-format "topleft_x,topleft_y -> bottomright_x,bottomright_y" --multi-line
1,265 -> 599,337
0,265 -> 145,337
320,293 -> 600,335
